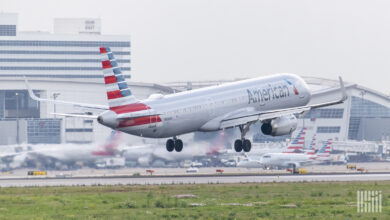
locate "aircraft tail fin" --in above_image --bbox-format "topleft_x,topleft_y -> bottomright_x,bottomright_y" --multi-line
92,130 -> 121,156
100,47 -> 138,109
316,138 -> 332,158
285,128 -> 306,153
206,131 -> 228,155
305,134 -> 316,155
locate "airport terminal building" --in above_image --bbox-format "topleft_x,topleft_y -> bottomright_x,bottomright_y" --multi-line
1,13 -> 390,150
0,13 -> 173,145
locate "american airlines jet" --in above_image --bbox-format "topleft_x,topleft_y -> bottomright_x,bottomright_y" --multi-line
26,47 -> 347,153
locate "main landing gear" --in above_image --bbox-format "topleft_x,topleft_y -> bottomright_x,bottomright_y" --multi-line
234,123 -> 252,152
166,137 -> 183,152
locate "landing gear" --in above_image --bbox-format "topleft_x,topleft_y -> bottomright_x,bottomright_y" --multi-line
234,123 -> 253,152
166,139 -> 174,152
174,139 -> 183,152
234,139 -> 242,152
234,139 -> 251,152
166,137 -> 183,152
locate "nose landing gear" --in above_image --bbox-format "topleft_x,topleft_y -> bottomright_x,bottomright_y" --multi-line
166,137 -> 183,152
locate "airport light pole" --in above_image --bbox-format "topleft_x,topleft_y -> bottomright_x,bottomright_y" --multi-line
15,92 -> 19,145
52,93 -> 60,118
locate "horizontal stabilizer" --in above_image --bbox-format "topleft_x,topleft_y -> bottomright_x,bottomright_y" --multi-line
24,77 -> 108,111
50,113 -> 98,119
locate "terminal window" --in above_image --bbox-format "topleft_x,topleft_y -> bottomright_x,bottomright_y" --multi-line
317,126 -> 341,133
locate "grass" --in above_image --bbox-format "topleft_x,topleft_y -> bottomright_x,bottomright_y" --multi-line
0,181 -> 388,219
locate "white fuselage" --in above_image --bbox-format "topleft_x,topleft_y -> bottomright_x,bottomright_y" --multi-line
260,152 -> 313,168
104,73 -> 311,138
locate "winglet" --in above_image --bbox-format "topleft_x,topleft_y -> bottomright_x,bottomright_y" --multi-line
24,76 -> 41,102
338,76 -> 348,102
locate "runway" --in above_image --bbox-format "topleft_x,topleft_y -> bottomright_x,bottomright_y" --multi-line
1,173 -> 390,187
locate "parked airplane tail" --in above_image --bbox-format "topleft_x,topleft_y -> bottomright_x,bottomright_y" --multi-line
285,128 -> 306,153
206,131 -> 228,155
92,130 -> 121,156
100,47 -> 139,109
305,134 -> 316,155
316,138 -> 332,159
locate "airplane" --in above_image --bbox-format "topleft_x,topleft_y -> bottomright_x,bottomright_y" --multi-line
236,128 -> 308,168
237,135 -> 331,169
25,46 -> 348,153
0,131 -> 122,169
120,131 -> 228,167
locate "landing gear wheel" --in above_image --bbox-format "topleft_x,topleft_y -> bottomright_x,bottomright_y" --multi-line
234,139 -> 243,152
166,139 -> 174,152
174,139 -> 183,152
243,139 -> 252,152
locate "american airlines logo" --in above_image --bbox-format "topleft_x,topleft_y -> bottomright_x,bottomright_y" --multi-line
247,80 -> 297,104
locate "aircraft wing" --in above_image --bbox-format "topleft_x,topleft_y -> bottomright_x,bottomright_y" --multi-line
219,76 -> 347,129
25,78 -> 109,111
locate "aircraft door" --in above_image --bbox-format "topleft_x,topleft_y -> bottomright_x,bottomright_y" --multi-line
207,97 -> 215,117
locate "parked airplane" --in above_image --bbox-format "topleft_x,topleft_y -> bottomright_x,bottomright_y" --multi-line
26,47 -> 347,153
0,131 -> 122,169
237,136 -> 332,169
237,128 -> 308,168
120,131 -> 228,167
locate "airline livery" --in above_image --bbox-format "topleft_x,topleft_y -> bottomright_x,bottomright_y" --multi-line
26,47 -> 347,153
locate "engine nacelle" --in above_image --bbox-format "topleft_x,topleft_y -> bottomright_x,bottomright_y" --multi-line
261,115 -> 298,136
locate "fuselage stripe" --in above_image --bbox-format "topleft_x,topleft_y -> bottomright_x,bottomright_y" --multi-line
118,116 -> 162,128
110,103 -> 151,114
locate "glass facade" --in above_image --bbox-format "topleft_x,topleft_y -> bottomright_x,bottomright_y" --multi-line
0,90 -> 40,118
0,50 -> 130,55
0,58 -> 130,63
303,108 -> 344,119
27,119 -> 61,144
0,66 -> 131,71
317,126 -> 341,133
0,38 -> 131,79
348,96 -> 390,140
0,40 -> 129,47
0,25 -> 16,36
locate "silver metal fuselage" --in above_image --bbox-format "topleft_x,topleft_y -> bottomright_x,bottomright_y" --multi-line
103,73 -> 311,138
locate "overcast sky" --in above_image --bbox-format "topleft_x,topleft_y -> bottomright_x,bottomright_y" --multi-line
2,0 -> 390,94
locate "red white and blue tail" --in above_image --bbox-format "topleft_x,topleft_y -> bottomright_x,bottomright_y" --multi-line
305,134 -> 316,155
315,138 -> 332,160
284,128 -> 306,153
100,47 -> 138,108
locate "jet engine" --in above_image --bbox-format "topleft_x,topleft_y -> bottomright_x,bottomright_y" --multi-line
261,115 -> 297,136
